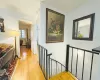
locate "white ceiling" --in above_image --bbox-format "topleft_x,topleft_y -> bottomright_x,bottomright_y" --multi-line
43,0 -> 88,13
0,0 -> 41,23
0,0 -> 88,24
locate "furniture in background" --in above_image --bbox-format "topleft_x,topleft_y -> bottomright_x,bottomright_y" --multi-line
26,39 -> 31,48
20,40 -> 23,46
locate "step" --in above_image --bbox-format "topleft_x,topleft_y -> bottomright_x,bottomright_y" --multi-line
49,72 -> 78,80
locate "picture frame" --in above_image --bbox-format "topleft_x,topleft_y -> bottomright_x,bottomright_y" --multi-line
72,13 -> 95,41
0,18 -> 5,32
46,8 -> 65,43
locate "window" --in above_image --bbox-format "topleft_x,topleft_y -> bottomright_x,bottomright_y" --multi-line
20,30 -> 26,38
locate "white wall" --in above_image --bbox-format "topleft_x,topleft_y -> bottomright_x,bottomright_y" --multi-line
40,0 -> 100,80
65,0 -> 100,80
0,8 -> 20,56
31,24 -> 38,54
31,24 -> 34,53
39,3 -> 66,66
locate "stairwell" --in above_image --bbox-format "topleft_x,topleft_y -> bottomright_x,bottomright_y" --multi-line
38,44 -> 99,80
49,72 -> 77,80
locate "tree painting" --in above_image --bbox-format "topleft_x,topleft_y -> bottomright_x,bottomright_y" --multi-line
46,8 -> 65,43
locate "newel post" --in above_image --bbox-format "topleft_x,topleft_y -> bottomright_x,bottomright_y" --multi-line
66,45 -> 70,72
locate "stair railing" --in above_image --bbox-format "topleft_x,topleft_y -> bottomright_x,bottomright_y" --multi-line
49,58 -> 66,78
66,45 -> 100,80
38,44 -> 100,80
38,44 -> 48,80
38,44 -> 66,80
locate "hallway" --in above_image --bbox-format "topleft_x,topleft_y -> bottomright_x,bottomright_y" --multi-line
12,47 -> 45,80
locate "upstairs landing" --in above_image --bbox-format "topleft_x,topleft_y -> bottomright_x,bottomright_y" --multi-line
49,72 -> 78,80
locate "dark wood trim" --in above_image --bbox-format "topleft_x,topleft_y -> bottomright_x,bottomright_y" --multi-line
20,45 -> 27,46
72,13 -> 95,41
26,29 -> 28,41
46,8 -> 65,43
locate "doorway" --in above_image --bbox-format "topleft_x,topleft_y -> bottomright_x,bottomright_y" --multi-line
19,20 -> 32,56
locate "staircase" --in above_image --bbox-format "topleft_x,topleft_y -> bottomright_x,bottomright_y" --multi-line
49,72 -> 77,80
38,44 -> 99,80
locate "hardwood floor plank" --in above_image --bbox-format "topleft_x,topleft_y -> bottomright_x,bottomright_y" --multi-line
49,72 -> 78,80
12,47 -> 45,80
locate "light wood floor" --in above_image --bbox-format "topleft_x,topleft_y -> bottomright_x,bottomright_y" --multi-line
49,72 -> 77,80
12,47 -> 45,80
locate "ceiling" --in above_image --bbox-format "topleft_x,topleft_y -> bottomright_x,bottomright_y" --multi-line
0,0 -> 88,24
42,0 -> 88,13
0,0 -> 41,23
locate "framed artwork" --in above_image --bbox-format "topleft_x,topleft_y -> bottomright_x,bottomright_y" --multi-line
46,8 -> 65,43
72,13 -> 95,41
0,18 -> 5,32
